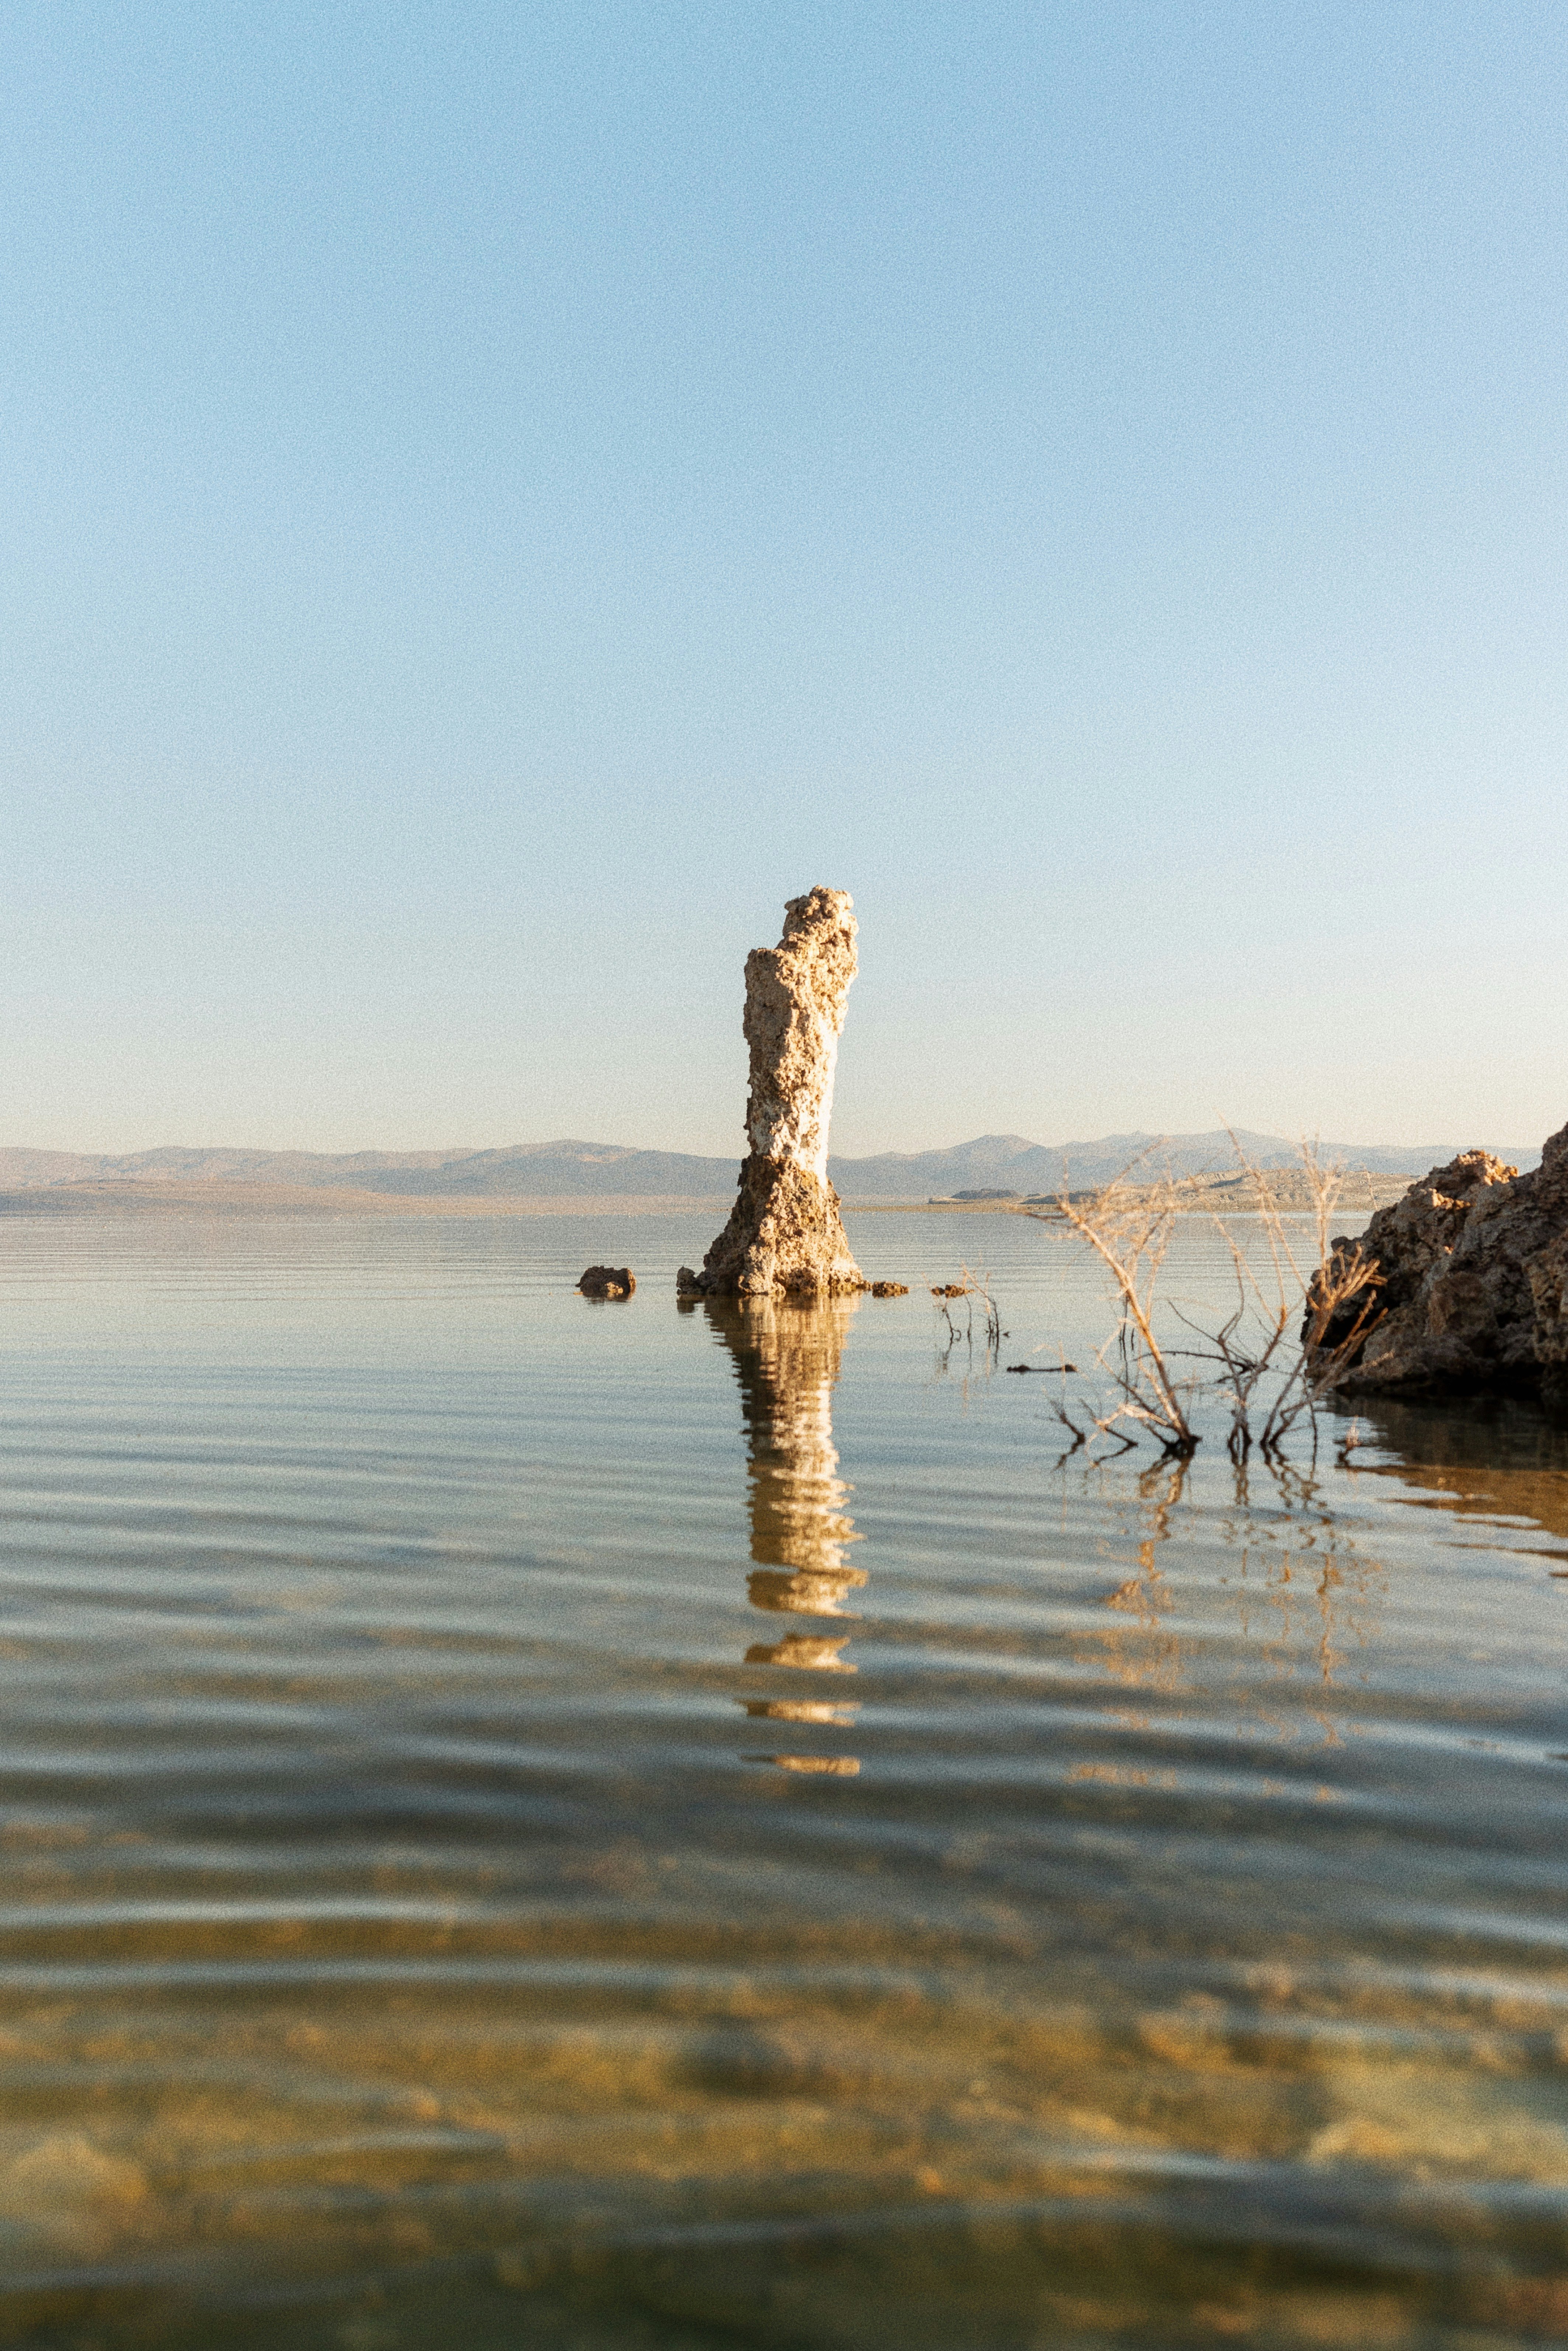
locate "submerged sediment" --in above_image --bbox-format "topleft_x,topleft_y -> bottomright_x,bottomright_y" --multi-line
681,888 -> 866,1297
1309,1119 -> 1568,1404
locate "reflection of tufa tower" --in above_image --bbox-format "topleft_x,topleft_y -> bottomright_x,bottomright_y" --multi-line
703,1295 -> 865,1755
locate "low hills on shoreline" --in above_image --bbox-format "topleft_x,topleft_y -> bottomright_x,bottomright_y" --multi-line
0,1130 -> 1539,1218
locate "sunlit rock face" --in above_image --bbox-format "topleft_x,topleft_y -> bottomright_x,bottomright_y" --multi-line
683,888 -> 865,1298
1309,1122 -> 1568,1403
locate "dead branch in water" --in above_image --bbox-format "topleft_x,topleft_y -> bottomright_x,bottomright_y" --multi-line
1026,1134 -> 1384,1463
1182,1133 -> 1383,1459
931,1264 -> 1002,1372
1024,1152 -> 1200,1458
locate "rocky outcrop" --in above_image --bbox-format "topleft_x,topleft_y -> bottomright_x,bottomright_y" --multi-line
578,1265 -> 635,1297
1308,1123 -> 1568,1403
681,888 -> 866,1297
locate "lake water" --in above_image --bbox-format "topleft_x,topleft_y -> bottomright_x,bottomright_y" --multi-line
1,1208 -> 1565,2350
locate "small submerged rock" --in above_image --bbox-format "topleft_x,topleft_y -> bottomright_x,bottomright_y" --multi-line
870,1281 -> 908,1297
578,1265 -> 635,1299
0,2132 -> 149,2253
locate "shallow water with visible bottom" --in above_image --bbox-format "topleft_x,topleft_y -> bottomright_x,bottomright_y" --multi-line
1,1208 -> 1565,2350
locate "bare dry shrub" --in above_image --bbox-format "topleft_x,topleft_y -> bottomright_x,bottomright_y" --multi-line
1026,1135 -> 1385,1463
1024,1152 -> 1200,1458
1170,1134 -> 1386,1458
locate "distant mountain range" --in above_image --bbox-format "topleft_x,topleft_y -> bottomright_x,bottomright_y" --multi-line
0,1129 -> 1541,1202
828,1129 -> 1541,1196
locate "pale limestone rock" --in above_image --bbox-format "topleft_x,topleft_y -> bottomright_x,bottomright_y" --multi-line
687,888 -> 865,1296
1308,1122 -> 1568,1404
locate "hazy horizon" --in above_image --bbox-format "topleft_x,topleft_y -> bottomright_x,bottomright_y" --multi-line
3,1119 -> 1543,1168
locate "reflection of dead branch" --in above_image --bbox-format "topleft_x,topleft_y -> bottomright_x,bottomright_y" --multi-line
1081,1461 -> 1189,1699
1335,1417 -> 1367,1468
1025,1154 -> 1200,1458
931,1264 -> 1002,1372
1048,1348 -> 1090,1459
1070,1452 -> 1385,1731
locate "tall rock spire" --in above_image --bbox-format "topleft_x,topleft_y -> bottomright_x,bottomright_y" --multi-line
681,888 -> 866,1297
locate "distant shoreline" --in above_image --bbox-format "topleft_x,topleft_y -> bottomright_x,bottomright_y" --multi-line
0,1169 -> 1420,1219
0,1181 -> 737,1219
1,1131 -> 1536,1209
856,1169 -> 1419,1216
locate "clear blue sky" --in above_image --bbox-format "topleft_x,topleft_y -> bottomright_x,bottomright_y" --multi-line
6,3 -> 1564,1156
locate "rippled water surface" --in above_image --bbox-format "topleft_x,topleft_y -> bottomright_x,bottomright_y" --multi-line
2,1209 -> 1567,2350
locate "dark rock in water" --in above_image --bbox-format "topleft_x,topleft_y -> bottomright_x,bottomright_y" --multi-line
685,889 -> 866,1298
1307,1121 -> 1568,1402
869,1281 -> 908,1297
578,1265 -> 635,1298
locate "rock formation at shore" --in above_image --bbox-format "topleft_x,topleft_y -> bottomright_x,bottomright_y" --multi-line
1309,1121 -> 1568,1404
679,888 -> 865,1297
